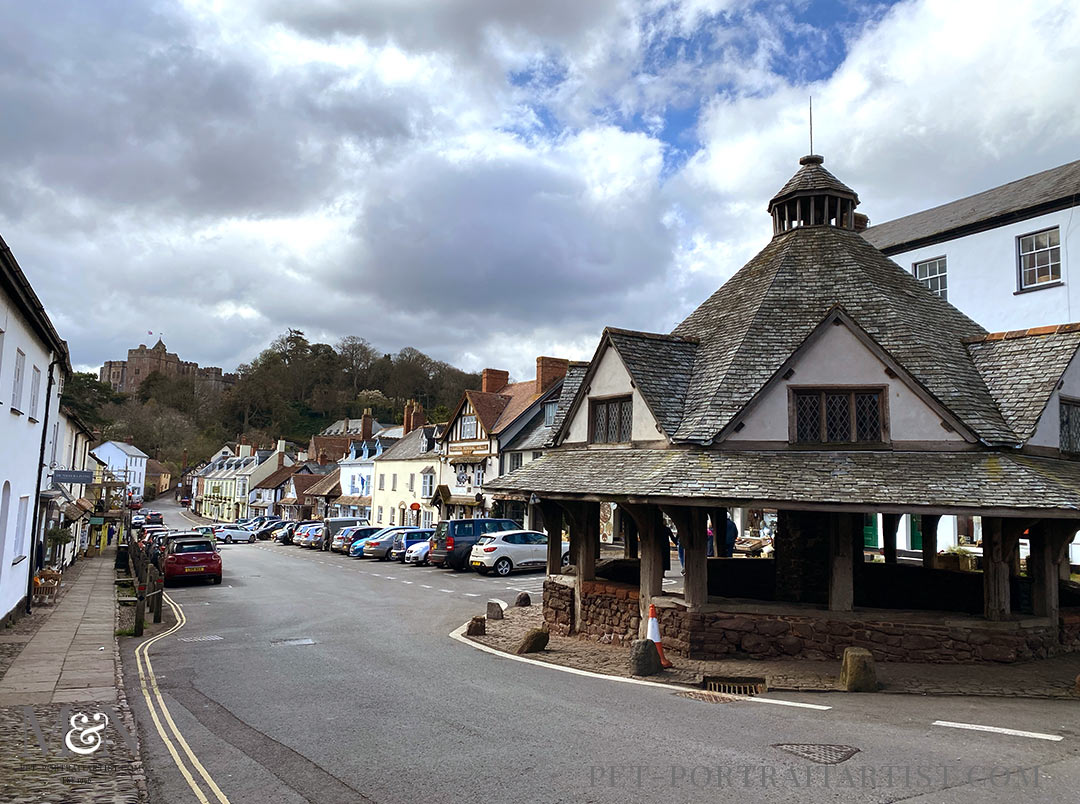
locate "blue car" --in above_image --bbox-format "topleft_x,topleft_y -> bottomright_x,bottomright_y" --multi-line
350,526 -> 413,558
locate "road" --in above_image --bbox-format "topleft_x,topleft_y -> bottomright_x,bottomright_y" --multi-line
122,498 -> 1080,803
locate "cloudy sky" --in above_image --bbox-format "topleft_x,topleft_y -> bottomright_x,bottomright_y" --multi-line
3,0 -> 1079,380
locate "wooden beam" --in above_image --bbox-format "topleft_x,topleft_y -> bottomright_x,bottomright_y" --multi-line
882,513 -> 900,564
921,514 -> 941,569
540,500 -> 564,576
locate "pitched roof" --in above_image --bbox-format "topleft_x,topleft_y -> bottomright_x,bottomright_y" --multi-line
547,363 -> 587,444
491,381 -> 544,434
98,441 -> 149,459
290,474 -> 323,496
966,326 -> 1080,441
255,465 -> 297,490
145,459 -> 169,476
862,158 -> 1080,254
769,154 -> 858,207
464,389 -> 510,433
670,224 -> 1014,444
377,425 -> 438,462
304,468 -> 341,497
606,329 -> 698,438
321,418 -> 385,435
485,447 -> 1080,514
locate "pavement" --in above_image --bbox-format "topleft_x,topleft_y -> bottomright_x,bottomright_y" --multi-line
0,545 -> 144,803
115,498 -> 1080,804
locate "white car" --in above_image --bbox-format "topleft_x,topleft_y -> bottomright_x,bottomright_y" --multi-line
468,530 -> 569,577
404,540 -> 431,565
213,524 -> 254,544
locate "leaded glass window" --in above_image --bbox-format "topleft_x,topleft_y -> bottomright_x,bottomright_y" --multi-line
792,389 -> 884,445
590,397 -> 632,443
1061,399 -> 1080,454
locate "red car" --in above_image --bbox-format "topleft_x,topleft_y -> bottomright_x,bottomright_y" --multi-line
128,500 -> 143,510
162,537 -> 222,585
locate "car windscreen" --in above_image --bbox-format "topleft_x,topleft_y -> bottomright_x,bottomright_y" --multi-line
173,541 -> 214,554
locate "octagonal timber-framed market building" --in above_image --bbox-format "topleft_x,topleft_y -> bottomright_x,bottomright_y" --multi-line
485,155 -> 1080,664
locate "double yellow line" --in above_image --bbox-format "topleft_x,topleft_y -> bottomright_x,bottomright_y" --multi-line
134,592 -> 231,803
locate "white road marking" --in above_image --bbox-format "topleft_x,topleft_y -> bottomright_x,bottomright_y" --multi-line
402,581 -> 413,585
370,573 -> 382,577
439,589 -> 454,593
448,623 -> 830,709
932,721 -> 1063,742
464,593 -> 480,597
384,576 -> 396,580
421,585 -> 432,589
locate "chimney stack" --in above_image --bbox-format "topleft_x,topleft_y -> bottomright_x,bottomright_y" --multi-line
361,408 -> 374,441
535,356 -> 569,395
412,401 -> 426,431
124,436 -> 133,445
481,368 -> 509,394
343,417 -> 350,433
403,401 -> 413,435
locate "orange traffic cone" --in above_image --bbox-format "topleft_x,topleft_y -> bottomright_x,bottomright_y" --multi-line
647,604 -> 673,668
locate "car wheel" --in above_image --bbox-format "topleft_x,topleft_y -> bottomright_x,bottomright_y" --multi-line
212,575 -> 222,585
225,536 -> 233,544
494,557 -> 512,577
561,551 -> 570,566
248,536 -> 254,544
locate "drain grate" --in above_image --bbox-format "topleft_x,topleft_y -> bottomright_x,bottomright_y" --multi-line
271,637 -> 316,647
676,690 -> 739,704
703,675 -> 767,696
178,635 -> 224,643
772,744 -> 860,765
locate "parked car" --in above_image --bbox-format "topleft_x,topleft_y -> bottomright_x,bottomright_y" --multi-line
179,497 -> 191,507
332,525 -> 380,553
403,539 -> 431,565
213,524 -> 254,544
320,517 -> 367,551
131,514 -> 146,529
162,537 -> 222,585
389,528 -> 434,562
145,511 -> 163,526
349,527 -> 404,558
151,530 -> 201,569
364,526 -> 422,560
468,530 -> 568,576
299,525 -> 325,548
252,521 -> 283,540
429,518 -> 519,571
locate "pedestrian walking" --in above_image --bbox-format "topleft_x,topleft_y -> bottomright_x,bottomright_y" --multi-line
107,523 -> 116,546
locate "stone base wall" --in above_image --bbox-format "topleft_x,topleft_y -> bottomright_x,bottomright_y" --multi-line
545,580 -> 1080,663
577,580 -> 640,645
543,580 -> 573,636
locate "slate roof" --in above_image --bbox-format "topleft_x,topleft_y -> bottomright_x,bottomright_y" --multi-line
290,474 -> 323,497
548,363 -> 587,444
670,223 -> 1014,444
491,381 -> 544,434
967,326 -> 1080,441
464,389 -> 510,433
504,409 -> 549,453
100,441 -> 149,459
769,155 -> 859,207
484,447 -> 1080,513
862,158 -> 1080,253
305,468 -> 341,497
321,418 -> 386,435
377,425 -> 438,462
606,329 -> 698,438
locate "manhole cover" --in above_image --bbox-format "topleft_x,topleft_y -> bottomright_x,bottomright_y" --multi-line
772,744 -> 860,765
178,635 -> 223,643
271,638 -> 316,647
676,690 -> 739,704
703,675 -> 767,696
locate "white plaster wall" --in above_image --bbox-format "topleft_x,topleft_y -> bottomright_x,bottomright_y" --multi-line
0,291 -> 56,619
886,206 -> 1079,332
1029,347 -> 1080,449
728,323 -> 965,443
565,345 -> 663,443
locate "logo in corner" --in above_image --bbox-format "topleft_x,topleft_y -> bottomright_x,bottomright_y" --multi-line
64,711 -> 109,755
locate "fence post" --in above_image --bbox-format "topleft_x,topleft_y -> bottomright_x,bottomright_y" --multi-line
134,578 -> 145,637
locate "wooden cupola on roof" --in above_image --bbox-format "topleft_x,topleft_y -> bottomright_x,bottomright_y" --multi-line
769,154 -> 860,235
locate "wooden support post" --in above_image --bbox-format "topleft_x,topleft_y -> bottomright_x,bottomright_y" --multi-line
828,513 -> 857,612
611,506 -> 622,554
881,513 -> 900,564
152,568 -> 163,624
921,514 -> 941,570
1031,521 -> 1075,625
622,509 -> 638,559
983,518 -> 1024,620
710,507 -> 727,557
540,501 -> 564,576
624,504 -> 664,637
682,507 -> 709,609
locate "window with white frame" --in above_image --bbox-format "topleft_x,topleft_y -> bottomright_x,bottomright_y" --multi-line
532,451 -> 543,461
460,414 -> 477,439
377,506 -> 383,523
29,366 -> 41,419
1018,227 -> 1061,289
474,467 -> 484,487
508,452 -> 523,472
422,510 -> 433,528
408,473 -> 415,492
11,349 -> 25,412
543,402 -> 557,427
913,256 -> 947,299
1060,398 -> 1080,454
391,474 -> 397,492
15,495 -> 29,557
422,473 -> 433,497
378,473 -> 385,490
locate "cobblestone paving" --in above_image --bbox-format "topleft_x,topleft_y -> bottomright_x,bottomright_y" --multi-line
470,605 -> 1080,699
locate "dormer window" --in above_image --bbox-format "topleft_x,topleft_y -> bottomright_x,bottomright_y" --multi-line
792,388 -> 886,445
461,415 -> 477,439
543,402 -> 557,427
590,396 -> 632,444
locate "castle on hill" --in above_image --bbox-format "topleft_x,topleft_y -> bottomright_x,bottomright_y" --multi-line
99,339 -> 237,394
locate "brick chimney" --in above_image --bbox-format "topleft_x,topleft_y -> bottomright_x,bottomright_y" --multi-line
535,356 -> 569,394
481,368 -> 509,394
343,417 -> 350,433
403,400 -> 413,434
276,439 -> 286,468
361,408 -> 373,441
124,436 -> 133,444
412,401 -> 426,431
